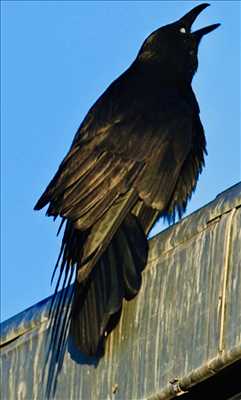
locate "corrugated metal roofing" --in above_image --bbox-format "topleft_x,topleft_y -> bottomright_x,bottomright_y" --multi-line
1,182 -> 241,400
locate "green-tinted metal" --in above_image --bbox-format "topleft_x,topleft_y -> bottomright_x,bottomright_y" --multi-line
1,182 -> 241,400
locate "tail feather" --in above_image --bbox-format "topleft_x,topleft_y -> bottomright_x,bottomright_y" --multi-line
70,213 -> 148,356
44,213 -> 148,395
44,220 -> 85,399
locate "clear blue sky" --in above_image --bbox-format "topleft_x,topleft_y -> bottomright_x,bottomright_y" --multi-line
1,1 -> 240,322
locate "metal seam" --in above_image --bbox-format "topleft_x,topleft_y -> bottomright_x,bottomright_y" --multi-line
219,207 -> 236,353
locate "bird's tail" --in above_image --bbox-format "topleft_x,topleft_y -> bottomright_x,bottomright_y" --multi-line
70,213 -> 148,356
44,213 -> 148,396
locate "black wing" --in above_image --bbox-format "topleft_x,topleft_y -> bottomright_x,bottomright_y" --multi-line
35,73 -> 195,229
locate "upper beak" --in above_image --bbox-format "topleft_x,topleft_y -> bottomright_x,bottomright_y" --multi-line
179,3 -> 220,38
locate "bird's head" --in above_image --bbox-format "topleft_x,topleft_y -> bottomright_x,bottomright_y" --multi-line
137,3 -> 220,84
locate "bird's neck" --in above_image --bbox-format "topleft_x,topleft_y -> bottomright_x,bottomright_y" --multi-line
131,60 -> 194,89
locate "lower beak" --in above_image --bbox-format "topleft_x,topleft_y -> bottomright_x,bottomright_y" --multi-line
192,23 -> 221,40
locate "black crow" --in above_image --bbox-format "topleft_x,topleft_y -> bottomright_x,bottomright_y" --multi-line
35,3 -> 220,360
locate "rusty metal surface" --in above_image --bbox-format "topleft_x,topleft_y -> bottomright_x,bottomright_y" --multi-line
1,182 -> 241,400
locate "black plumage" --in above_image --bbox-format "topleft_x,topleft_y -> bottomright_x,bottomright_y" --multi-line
35,2 -> 219,367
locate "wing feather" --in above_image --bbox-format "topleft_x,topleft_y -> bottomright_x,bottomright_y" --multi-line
35,78 -> 195,229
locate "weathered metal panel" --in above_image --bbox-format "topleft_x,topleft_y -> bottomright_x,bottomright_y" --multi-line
224,206 -> 241,350
1,182 -> 241,400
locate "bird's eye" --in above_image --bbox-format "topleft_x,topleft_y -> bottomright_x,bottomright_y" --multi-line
180,27 -> 186,34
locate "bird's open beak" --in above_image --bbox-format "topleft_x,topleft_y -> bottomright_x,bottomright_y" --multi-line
179,3 -> 220,38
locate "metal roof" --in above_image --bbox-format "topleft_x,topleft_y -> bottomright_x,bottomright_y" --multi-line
1,182 -> 241,399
